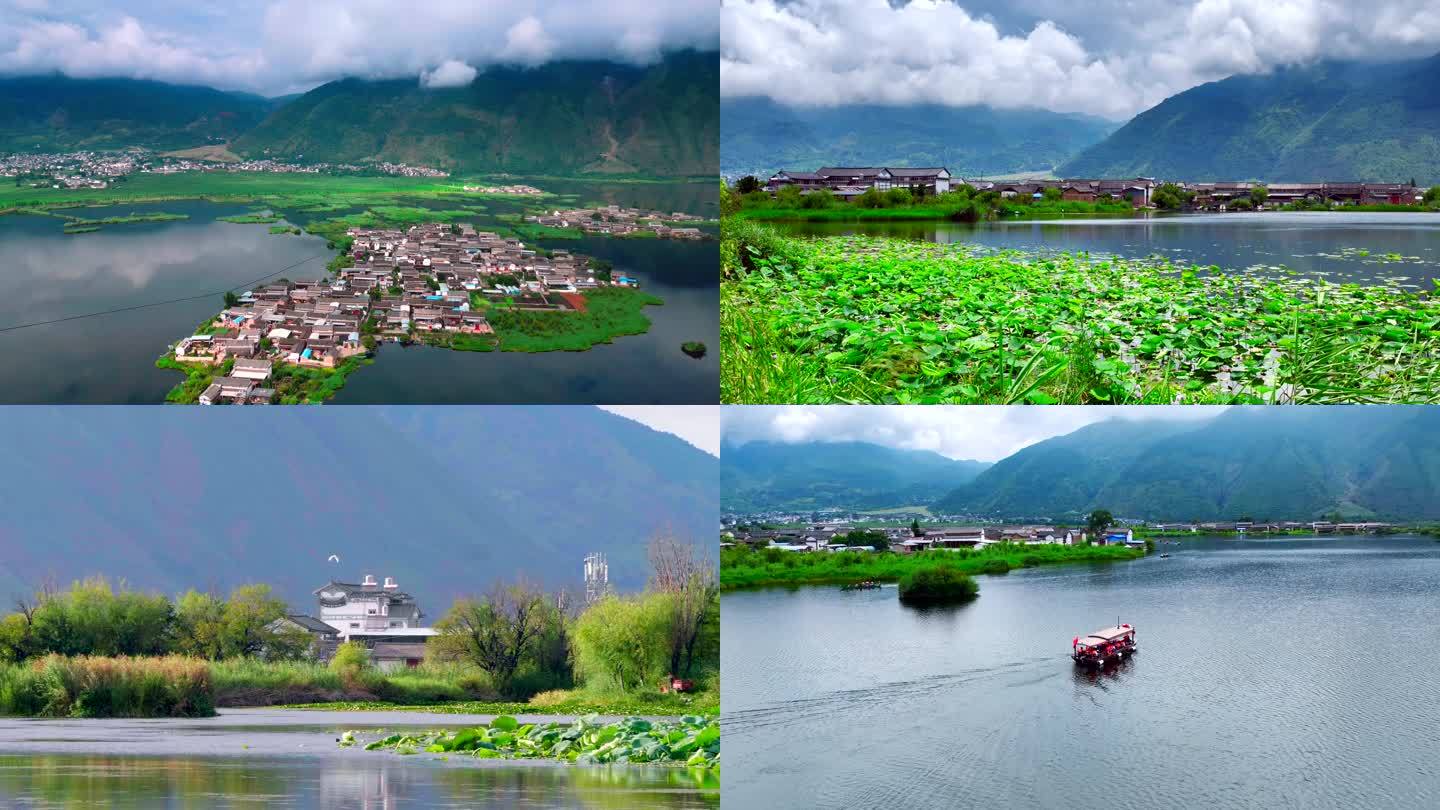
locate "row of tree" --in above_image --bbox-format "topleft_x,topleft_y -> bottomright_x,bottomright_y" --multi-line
0,580 -> 308,663
0,535 -> 719,701
430,534 -> 719,697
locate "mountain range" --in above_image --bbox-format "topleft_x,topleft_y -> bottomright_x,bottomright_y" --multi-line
1061,53 -> 1440,182
721,440 -> 991,513
0,51 -> 718,177
0,407 -> 717,608
0,76 -> 277,152
936,408 -> 1440,521
721,97 -> 1116,178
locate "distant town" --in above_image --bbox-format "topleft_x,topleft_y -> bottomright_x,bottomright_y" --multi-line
174,221 -> 634,405
760,167 -> 1427,210
1,149 -> 449,189
526,204 -> 712,239
723,517 -> 1400,553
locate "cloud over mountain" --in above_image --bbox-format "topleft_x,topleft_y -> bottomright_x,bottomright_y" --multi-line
0,0 -> 719,95
721,0 -> 1440,119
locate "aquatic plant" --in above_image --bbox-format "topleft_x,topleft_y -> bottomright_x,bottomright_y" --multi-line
681,341 -> 707,358
348,713 -> 719,768
722,234 -> 1440,404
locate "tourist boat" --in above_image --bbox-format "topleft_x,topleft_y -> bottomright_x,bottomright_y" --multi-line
840,581 -> 882,591
1071,624 -> 1137,668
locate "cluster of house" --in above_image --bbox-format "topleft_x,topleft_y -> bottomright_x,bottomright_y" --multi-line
1150,520 -> 1395,534
151,157 -> 448,177
463,183 -> 543,194
174,222 -> 617,404
525,205 -> 709,239
272,574 -> 436,671
723,524 -> 1143,552
764,167 -> 1424,210
1,150 -> 144,188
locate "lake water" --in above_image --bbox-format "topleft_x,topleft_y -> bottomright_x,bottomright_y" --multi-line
0,180 -> 717,404
721,536 -> 1440,809
783,212 -> 1440,287
0,709 -> 718,808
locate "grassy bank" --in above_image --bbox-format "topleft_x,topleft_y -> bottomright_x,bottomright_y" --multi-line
284,687 -> 718,716
488,287 -> 662,352
737,199 -> 1135,222
0,656 -> 214,718
721,233 -> 1440,404
720,543 -> 1144,590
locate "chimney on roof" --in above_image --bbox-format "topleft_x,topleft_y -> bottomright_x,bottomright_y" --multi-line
383,577 -> 397,590
363,574 -> 377,587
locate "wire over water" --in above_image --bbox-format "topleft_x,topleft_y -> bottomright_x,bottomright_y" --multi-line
0,252 -> 329,335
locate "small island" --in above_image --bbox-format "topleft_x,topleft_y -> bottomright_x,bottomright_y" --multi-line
682,341 -> 707,358
160,221 -> 662,404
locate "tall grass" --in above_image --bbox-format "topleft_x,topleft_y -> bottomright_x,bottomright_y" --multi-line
208,658 -> 484,707
0,656 -> 213,718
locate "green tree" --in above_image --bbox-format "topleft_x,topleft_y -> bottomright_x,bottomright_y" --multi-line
330,640 -> 371,674
719,181 -> 740,217
648,533 -> 718,679
1424,186 -> 1440,206
1042,186 -> 1063,202
223,291 -> 241,308
884,188 -> 913,207
28,578 -> 173,657
572,593 -> 672,692
218,584 -> 306,660
799,189 -> 835,209
910,519 -> 922,537
1152,182 -> 1194,210
736,175 -> 762,194
432,580 -> 550,697
173,590 -> 226,659
856,187 -> 886,209
1087,510 -> 1115,538
1250,185 -> 1269,207
775,185 -> 803,209
0,613 -> 31,663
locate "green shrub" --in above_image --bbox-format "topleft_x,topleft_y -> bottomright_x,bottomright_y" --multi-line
0,655 -> 214,718
330,642 -> 370,674
979,559 -> 1012,575
897,566 -> 980,605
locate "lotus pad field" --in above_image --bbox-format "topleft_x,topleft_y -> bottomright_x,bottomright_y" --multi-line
722,236 -> 1440,404
342,714 -> 720,768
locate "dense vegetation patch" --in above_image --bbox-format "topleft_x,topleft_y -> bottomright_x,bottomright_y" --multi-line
897,566 -> 980,605
722,233 -> 1440,404
489,287 -> 662,352
732,182 -> 1135,223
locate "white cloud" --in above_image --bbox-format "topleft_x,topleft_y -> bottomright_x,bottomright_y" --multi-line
722,406 -> 1226,462
721,0 -> 1440,119
0,1 -> 719,95
420,58 -> 477,88
500,17 -> 556,66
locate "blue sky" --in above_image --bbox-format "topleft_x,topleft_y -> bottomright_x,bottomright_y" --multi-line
722,0 -> 1440,119
0,0 -> 719,95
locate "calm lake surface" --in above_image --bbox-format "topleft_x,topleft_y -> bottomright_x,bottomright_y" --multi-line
784,212 -> 1440,286
0,709 -> 717,808
0,181 -> 716,403
721,536 -> 1440,809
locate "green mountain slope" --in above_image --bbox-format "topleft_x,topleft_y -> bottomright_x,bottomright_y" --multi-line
234,51 -> 718,176
0,75 -> 276,151
722,440 -> 991,513
1060,54 -> 1440,182
936,408 -> 1440,521
721,97 -> 1116,178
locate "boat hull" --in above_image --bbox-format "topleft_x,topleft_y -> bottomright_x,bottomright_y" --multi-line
1072,646 -> 1136,668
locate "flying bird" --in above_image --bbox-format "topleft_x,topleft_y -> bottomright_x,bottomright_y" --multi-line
328,554 -> 340,563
